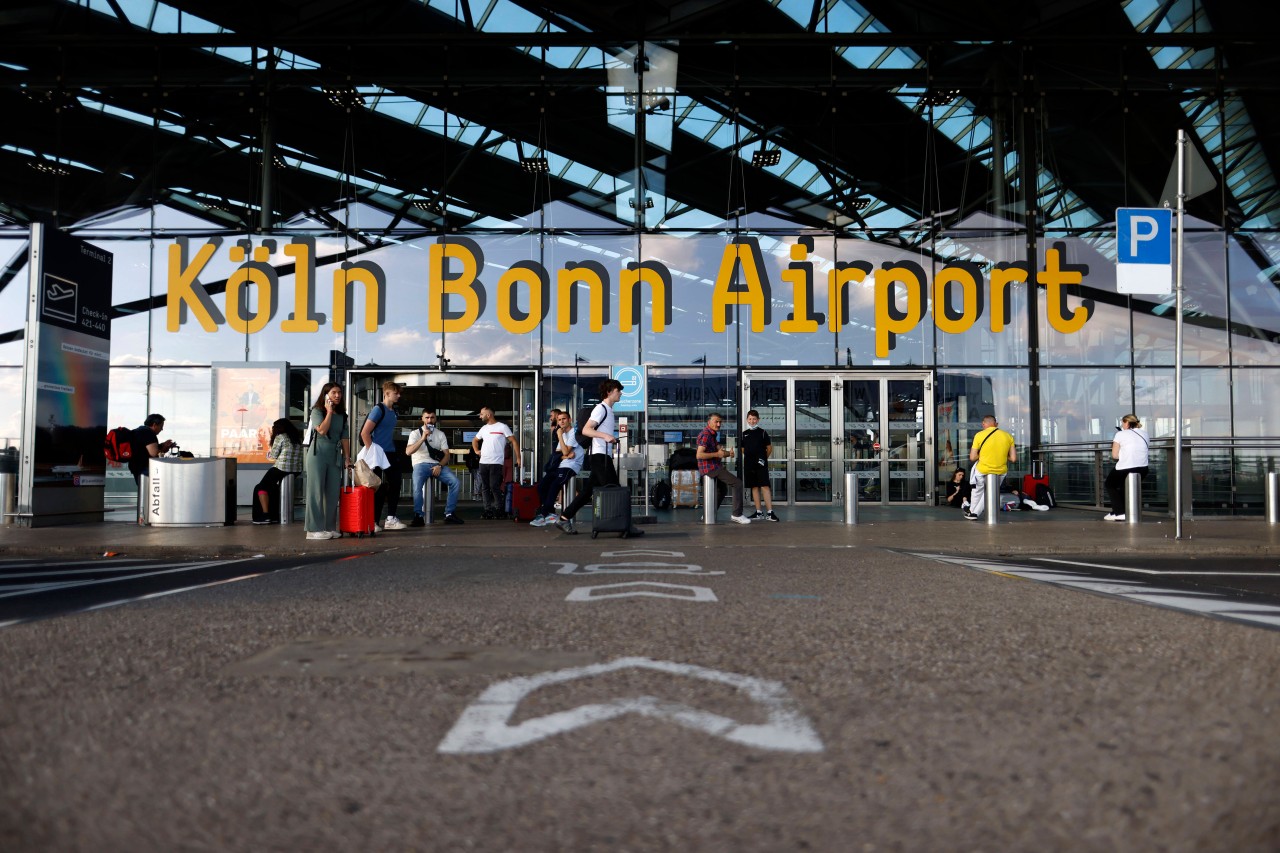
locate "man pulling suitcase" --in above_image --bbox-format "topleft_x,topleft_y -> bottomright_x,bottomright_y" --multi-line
554,378 -> 643,537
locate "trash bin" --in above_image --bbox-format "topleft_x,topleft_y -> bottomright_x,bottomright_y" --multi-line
148,457 -> 238,527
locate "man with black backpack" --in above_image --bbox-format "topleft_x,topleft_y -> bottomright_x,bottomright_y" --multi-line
360,380 -> 407,531
554,378 -> 643,537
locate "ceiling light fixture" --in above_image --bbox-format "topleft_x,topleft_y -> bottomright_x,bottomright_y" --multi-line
920,89 -> 961,107
752,147 -> 781,168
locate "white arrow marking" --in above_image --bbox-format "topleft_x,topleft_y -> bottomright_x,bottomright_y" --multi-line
600,550 -> 686,558
553,561 -> 723,576
565,582 -> 718,602
437,656 -> 823,754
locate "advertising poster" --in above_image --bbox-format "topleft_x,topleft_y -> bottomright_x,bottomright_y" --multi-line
210,363 -> 287,463
19,225 -> 113,526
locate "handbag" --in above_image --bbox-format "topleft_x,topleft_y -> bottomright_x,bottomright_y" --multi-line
354,458 -> 382,489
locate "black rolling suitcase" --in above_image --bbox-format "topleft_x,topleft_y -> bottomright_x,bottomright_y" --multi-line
591,484 -> 632,539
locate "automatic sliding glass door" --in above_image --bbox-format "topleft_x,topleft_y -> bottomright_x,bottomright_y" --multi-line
744,371 -> 934,506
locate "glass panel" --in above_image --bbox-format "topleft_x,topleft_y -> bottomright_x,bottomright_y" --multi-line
842,379 -> 881,503
793,379 -> 832,502
886,380 -> 926,501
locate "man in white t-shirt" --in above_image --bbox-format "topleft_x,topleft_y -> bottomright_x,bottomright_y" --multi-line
406,408 -> 463,526
471,406 -> 519,519
554,378 -> 642,537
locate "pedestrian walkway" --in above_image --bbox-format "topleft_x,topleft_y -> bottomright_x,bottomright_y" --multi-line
2,505 -> 1277,559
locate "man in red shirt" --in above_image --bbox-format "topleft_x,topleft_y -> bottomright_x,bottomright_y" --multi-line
695,413 -> 751,524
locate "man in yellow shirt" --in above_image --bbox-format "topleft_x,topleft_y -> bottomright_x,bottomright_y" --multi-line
966,415 -> 1017,520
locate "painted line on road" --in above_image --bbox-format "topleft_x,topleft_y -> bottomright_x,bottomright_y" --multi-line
552,561 -> 724,576
910,552 -> 1280,632
566,582 -> 718,602
1034,557 -> 1280,576
0,557 -> 265,600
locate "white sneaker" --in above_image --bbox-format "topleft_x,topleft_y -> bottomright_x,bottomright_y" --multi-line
374,523 -> 383,533
328,531 -> 342,539
383,516 -> 407,531
1103,513 -> 1124,521
306,531 -> 330,540
730,514 -> 752,524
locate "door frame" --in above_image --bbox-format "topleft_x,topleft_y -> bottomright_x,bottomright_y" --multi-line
741,370 -> 935,507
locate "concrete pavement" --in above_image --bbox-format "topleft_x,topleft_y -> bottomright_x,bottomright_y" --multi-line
2,507 -> 1278,851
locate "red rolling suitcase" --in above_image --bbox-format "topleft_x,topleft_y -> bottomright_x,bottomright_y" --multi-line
1022,474 -> 1050,497
511,483 -> 540,521
340,469 -> 377,537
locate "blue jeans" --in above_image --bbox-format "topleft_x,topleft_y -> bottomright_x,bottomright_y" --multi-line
412,461 -> 459,517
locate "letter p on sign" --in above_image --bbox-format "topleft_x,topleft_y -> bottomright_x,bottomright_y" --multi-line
1116,208 -> 1172,295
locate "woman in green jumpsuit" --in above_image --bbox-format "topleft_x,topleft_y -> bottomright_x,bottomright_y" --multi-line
304,383 -> 351,539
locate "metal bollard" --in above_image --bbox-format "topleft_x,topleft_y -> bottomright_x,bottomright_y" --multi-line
137,474 -> 148,525
424,474 -> 436,524
0,472 -> 14,526
844,471 -> 858,525
702,475 -> 717,524
279,474 -> 295,525
985,473 -> 1000,525
1266,471 -> 1279,524
1125,471 -> 1142,525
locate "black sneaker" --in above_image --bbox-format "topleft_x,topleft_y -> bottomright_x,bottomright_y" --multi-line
410,515 -> 425,527
444,513 -> 464,525
765,511 -> 780,522
963,511 -> 980,520
626,527 -> 646,537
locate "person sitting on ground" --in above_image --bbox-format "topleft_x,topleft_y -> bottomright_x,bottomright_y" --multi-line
944,467 -> 970,510
1004,485 -> 1050,511
531,410 -> 584,527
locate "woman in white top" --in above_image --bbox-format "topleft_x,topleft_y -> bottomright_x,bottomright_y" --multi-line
1104,413 -> 1150,521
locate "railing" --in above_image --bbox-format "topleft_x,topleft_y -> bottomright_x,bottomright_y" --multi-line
1031,437 -> 1280,517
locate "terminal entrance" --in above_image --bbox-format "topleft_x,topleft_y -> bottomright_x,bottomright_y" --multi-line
741,371 -> 935,507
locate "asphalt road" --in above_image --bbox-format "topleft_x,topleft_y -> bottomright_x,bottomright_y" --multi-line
2,540 -> 1278,851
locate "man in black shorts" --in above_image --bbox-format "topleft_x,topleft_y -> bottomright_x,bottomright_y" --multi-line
740,409 -> 779,521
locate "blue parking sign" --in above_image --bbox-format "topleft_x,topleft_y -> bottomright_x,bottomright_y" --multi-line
1116,208 -> 1172,295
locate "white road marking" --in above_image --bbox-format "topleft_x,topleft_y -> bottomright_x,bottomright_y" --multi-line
1035,557 -> 1280,576
908,551 -> 1280,632
565,582 -> 718,602
0,560 -> 208,580
552,561 -> 724,576
437,656 -> 823,754
600,550 -> 686,558
0,558 -> 264,600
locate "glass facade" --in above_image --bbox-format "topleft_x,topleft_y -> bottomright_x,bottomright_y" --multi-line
3,0 -> 1277,514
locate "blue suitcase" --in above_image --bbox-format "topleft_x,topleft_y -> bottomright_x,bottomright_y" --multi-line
591,484 -> 632,538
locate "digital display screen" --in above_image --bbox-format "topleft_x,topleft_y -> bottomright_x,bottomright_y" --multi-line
462,430 -> 478,442
662,431 -> 682,443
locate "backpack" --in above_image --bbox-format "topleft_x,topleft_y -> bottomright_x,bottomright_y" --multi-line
572,404 -> 600,454
1035,483 -> 1056,508
104,426 -> 133,464
650,478 -> 672,510
667,446 -> 697,471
